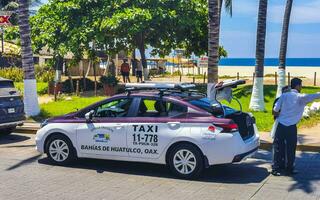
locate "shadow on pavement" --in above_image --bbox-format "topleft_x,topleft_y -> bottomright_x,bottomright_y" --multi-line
38,155 -> 270,184
6,154 -> 42,171
255,150 -> 320,194
288,152 -> 320,194
0,133 -> 30,145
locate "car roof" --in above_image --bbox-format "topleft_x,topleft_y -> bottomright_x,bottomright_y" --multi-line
113,91 -> 205,101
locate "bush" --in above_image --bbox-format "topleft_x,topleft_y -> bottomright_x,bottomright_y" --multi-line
172,70 -> 182,76
35,65 -> 55,82
14,82 -> 48,95
0,67 -> 23,82
100,74 -> 119,86
0,66 -> 55,82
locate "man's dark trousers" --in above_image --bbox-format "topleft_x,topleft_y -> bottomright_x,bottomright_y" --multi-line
272,123 -> 297,171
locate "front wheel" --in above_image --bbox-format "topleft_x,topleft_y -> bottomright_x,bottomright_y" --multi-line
46,135 -> 76,165
168,144 -> 204,179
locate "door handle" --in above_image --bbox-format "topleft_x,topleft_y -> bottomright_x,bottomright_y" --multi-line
115,124 -> 123,130
167,122 -> 181,129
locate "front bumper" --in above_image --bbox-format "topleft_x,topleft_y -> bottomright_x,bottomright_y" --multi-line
0,120 -> 24,129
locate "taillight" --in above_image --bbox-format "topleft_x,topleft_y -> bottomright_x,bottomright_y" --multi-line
208,126 -> 216,132
214,122 -> 238,133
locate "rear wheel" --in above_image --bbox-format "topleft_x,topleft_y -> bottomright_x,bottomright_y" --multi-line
168,143 -> 204,179
46,135 -> 76,165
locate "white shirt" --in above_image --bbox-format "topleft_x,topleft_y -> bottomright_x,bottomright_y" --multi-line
274,89 -> 320,126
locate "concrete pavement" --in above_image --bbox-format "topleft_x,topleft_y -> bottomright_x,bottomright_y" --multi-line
1,133 -> 320,200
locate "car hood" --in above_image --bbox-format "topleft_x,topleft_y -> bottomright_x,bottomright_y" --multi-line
47,112 -> 77,122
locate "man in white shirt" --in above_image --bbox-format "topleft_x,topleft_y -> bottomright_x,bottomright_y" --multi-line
272,78 -> 320,176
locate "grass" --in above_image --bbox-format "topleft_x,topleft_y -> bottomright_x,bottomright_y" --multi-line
221,85 -> 320,131
37,96 -> 105,119
35,85 -> 320,132
15,82 -> 48,95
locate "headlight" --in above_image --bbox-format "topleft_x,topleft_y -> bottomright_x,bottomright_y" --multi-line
40,119 -> 49,128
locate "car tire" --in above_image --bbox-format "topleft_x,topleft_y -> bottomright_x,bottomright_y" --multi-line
0,126 -> 16,135
46,134 -> 76,165
168,143 -> 204,179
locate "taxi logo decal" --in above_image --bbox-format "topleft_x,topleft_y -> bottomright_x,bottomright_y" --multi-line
93,134 -> 110,143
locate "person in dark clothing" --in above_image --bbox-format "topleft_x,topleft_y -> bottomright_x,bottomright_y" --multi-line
272,78 -> 320,176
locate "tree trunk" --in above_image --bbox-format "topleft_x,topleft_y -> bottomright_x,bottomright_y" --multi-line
18,0 -> 40,116
54,54 -> 63,83
207,0 -> 221,100
137,33 -> 148,80
249,0 -> 268,111
276,0 -> 293,97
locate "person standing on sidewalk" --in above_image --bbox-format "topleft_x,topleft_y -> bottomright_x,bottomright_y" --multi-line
120,59 -> 131,83
272,78 -> 320,176
136,59 -> 143,83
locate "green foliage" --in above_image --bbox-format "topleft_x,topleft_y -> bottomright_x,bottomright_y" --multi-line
0,67 -> 24,82
172,70 -> 182,76
99,74 -> 119,86
0,66 -> 54,82
38,96 -> 105,118
14,82 -> 48,95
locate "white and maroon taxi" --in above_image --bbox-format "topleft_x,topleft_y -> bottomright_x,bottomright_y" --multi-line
36,81 -> 259,179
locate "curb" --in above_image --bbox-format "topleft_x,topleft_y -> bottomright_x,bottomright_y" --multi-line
259,140 -> 320,152
14,128 -> 320,152
15,127 -> 38,134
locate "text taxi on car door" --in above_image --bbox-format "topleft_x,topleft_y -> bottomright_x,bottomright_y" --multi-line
36,81 -> 259,179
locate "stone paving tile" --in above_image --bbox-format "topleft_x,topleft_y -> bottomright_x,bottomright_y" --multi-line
1,133 -> 320,200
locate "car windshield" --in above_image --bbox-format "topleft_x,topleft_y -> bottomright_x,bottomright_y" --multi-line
0,81 -> 14,89
188,97 -> 237,117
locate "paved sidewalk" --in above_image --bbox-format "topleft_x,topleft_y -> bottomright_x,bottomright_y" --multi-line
260,124 -> 320,152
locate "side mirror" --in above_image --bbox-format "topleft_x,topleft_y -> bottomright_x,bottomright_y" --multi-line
85,110 -> 95,122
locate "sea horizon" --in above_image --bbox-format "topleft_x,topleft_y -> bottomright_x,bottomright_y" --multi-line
219,58 -> 320,67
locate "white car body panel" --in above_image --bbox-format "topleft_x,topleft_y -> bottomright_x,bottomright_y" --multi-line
36,121 -> 260,166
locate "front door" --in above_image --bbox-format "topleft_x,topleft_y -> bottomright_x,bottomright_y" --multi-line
76,97 -> 134,157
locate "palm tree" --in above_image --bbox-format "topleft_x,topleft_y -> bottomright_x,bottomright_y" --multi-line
249,0 -> 268,111
207,0 -> 232,99
276,0 -> 293,97
18,0 -> 40,116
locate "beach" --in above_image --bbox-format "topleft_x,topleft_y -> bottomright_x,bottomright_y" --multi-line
160,66 -> 320,86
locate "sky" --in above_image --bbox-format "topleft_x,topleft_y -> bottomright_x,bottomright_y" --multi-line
39,0 -> 320,58
220,0 -> 320,58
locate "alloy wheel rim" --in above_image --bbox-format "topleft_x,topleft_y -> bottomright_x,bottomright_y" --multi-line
49,139 -> 69,162
173,149 -> 196,175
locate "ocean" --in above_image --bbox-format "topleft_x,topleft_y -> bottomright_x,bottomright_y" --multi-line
219,58 -> 320,67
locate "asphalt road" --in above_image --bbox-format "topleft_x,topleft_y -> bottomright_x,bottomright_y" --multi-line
0,133 -> 320,200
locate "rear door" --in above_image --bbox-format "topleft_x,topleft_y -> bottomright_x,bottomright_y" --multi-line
126,97 -> 189,159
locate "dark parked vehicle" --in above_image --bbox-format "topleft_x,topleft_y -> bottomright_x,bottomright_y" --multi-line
0,78 -> 25,135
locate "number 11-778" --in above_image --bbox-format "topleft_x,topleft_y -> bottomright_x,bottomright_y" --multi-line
133,134 -> 158,143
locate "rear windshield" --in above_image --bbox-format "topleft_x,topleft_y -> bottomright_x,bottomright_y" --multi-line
189,97 -> 237,117
0,81 -> 14,88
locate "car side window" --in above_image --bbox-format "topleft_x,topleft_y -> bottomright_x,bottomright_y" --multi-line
137,98 -> 187,117
94,98 -> 132,118
167,102 -> 188,117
